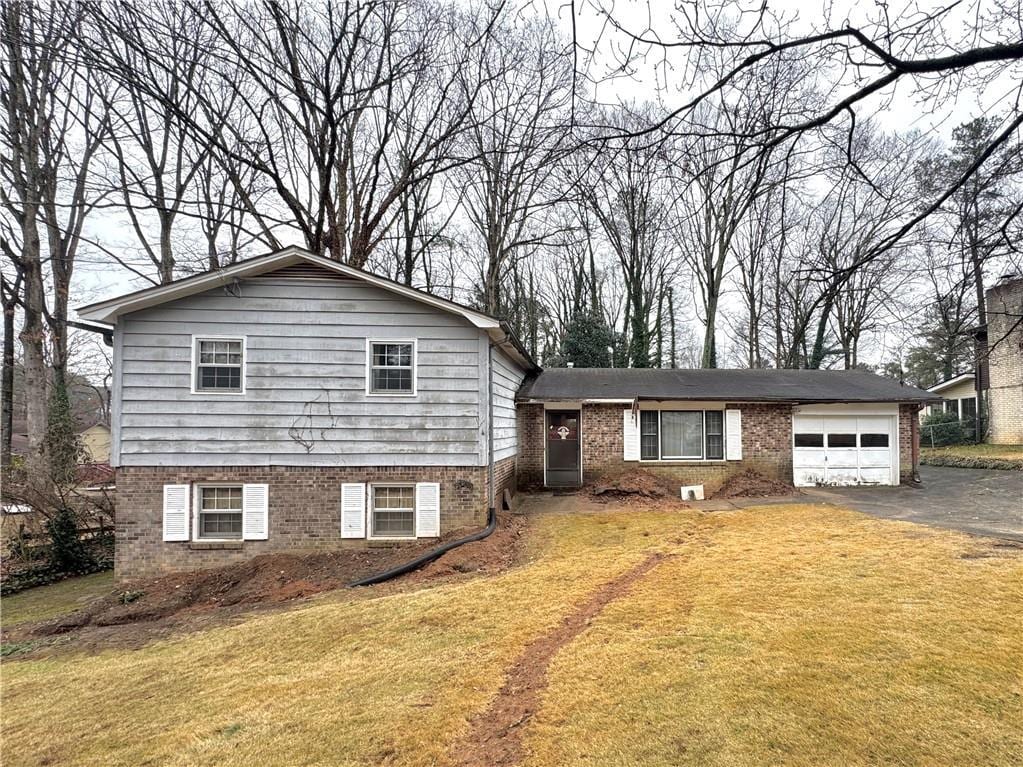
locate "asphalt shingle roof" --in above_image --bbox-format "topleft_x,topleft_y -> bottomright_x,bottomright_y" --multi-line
517,368 -> 941,403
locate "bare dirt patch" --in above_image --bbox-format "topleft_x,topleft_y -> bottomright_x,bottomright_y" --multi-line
4,512 -> 528,656
588,469 -> 689,509
714,470 -> 796,499
451,551 -> 675,767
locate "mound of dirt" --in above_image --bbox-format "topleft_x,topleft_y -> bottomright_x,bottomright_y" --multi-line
714,470 -> 795,499
30,512 -> 528,637
588,469 -> 689,509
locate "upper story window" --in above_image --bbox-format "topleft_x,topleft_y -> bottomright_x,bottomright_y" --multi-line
639,409 -> 725,461
367,340 -> 416,395
194,337 -> 244,393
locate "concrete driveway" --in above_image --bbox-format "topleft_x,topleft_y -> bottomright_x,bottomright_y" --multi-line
805,465 -> 1023,541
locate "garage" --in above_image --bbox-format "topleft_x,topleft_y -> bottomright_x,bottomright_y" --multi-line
792,406 -> 899,487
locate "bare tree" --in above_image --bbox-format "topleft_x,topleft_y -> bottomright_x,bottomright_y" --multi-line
459,15 -> 574,315
576,107 -> 677,367
2,2 -> 108,467
577,0 -> 1023,278
87,0 -> 507,268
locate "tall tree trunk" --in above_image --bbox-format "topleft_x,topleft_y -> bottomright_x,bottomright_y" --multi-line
1,275 -> 18,471
668,287 -> 677,369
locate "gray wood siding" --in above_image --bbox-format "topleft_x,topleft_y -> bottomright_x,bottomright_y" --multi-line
115,277 -> 488,467
492,346 -> 527,461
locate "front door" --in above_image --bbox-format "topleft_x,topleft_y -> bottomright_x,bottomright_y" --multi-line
545,410 -> 581,487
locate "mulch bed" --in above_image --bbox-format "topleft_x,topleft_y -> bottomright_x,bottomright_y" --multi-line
713,470 -> 795,499
11,512 -> 528,647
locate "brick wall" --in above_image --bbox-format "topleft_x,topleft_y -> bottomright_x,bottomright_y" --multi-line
516,403 -> 545,487
489,455 -> 517,508
986,278 -> 1023,444
520,402 -> 795,494
116,465 -> 490,579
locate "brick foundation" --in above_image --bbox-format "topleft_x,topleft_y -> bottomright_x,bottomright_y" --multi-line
116,463 -> 509,579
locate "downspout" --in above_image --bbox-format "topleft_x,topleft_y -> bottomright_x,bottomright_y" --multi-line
488,340 -> 496,518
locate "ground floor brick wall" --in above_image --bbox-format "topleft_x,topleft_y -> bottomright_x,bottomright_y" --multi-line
516,403 -> 545,487
489,455 -> 517,508
116,465 -> 490,579
519,402 -> 795,494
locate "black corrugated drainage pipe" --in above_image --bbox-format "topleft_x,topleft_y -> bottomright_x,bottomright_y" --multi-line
346,507 -> 497,588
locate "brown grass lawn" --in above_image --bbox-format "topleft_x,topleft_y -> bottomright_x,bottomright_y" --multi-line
2,504 -> 1021,767
2,571 -> 115,628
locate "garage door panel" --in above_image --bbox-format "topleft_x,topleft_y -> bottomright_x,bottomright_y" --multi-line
824,416 -> 857,433
793,448 -> 826,467
794,468 -> 826,486
859,448 -> 890,467
858,467 -> 890,484
857,416 -> 890,433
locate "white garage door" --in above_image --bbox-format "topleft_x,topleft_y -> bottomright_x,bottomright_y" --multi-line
792,414 -> 897,486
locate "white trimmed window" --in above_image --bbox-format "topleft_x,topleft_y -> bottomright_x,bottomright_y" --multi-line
194,337 -> 244,393
197,486 -> 243,540
370,484 -> 416,538
367,341 -> 415,395
639,410 -> 725,461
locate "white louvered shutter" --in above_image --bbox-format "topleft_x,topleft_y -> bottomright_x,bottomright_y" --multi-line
415,482 -> 441,538
623,410 -> 640,461
726,409 -> 743,460
242,484 -> 269,540
162,484 -> 190,542
341,483 -> 366,538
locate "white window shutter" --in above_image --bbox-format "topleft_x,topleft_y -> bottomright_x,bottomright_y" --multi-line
242,484 -> 269,540
623,410 -> 640,461
726,409 -> 743,460
341,483 -> 366,538
162,484 -> 190,542
415,482 -> 441,538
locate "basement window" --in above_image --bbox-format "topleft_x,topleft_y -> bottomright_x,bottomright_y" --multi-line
197,486 -> 243,540
370,485 -> 415,538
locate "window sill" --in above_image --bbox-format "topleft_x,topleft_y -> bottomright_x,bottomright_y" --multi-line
365,392 -> 417,398
189,541 -> 244,550
639,459 -> 728,465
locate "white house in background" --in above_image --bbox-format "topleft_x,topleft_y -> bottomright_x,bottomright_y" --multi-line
922,373 -> 978,422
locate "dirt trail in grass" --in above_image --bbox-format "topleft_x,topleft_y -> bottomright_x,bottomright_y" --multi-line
452,550 -> 676,767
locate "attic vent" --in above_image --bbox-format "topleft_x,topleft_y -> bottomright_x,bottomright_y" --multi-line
266,262 -> 352,280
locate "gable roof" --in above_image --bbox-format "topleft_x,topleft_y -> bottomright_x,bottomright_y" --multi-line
517,368 -> 941,403
77,246 -> 537,370
926,372 -> 975,394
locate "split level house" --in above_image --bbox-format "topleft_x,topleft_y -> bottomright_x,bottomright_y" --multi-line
77,247 -> 942,579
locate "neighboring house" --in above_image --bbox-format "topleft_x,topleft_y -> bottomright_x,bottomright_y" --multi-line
926,274 -> 1023,445
921,373 -> 980,442
978,274 -> 1023,445
921,373 -> 978,420
80,423 -> 111,464
79,247 -> 941,579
